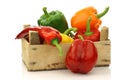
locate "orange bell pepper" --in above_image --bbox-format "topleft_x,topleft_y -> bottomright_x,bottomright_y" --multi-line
71,6 -> 109,31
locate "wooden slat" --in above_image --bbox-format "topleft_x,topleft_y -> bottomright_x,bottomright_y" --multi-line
29,31 -> 40,45
100,26 -> 109,41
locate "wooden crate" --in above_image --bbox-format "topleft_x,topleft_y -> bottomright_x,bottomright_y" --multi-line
22,25 -> 111,71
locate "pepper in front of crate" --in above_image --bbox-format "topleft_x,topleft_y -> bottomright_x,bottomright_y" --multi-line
65,35 -> 98,74
74,17 -> 100,42
71,6 -> 109,31
15,26 -> 63,56
37,7 -> 69,33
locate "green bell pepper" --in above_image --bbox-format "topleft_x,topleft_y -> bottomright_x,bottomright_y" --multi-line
37,7 -> 69,33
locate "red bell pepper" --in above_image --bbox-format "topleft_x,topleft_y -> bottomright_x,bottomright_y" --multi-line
74,17 -> 100,42
15,27 -> 41,39
15,26 -> 63,56
65,35 -> 98,74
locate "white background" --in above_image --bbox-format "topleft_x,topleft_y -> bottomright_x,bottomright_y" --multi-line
0,0 -> 119,80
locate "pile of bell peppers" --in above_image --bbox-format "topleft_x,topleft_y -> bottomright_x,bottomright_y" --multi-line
72,6 -> 109,42
15,6 -> 109,74
65,6 -> 109,74
15,26 -> 76,56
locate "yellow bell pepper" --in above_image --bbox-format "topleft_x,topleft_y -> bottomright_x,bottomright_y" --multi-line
60,33 -> 74,43
60,28 -> 77,43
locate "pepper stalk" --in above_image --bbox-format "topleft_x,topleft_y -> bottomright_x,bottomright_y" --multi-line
78,35 -> 84,40
64,28 -> 77,35
84,17 -> 93,36
63,28 -> 77,38
96,6 -> 109,19
52,38 -> 63,56
43,7 -> 49,17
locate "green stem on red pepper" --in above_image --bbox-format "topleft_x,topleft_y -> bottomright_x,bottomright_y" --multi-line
74,16 -> 100,42
52,38 -> 63,56
84,17 -> 93,36
96,6 -> 109,19
15,26 -> 63,56
78,35 -> 84,40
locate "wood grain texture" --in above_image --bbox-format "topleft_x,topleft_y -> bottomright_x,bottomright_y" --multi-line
22,39 -> 110,71
100,26 -> 109,41
29,31 -> 40,45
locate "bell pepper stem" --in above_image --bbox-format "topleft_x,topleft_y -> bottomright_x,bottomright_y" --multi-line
84,17 -> 93,36
64,28 -> 77,35
96,6 -> 109,19
52,38 -> 63,56
78,35 -> 84,40
64,28 -> 77,37
43,7 -> 49,17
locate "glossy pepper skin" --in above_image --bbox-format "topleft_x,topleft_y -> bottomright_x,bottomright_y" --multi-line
71,6 -> 109,31
65,38 -> 98,74
37,7 -> 68,33
60,34 -> 73,43
15,26 -> 63,56
75,29 -> 100,42
74,17 -> 100,42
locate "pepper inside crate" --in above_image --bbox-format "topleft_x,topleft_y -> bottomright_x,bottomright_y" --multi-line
20,25 -> 110,71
